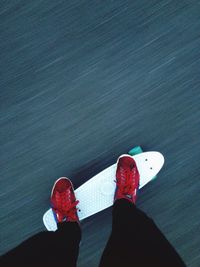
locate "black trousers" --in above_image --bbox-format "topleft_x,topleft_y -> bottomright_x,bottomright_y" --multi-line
1,199 -> 186,267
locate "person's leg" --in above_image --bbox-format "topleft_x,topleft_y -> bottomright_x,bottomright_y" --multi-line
54,221 -> 81,267
99,199 -> 186,267
1,177 -> 81,267
99,155 -> 186,267
0,222 -> 81,267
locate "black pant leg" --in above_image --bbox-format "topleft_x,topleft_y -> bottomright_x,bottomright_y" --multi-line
55,222 -> 81,267
0,222 -> 81,267
99,199 -> 186,267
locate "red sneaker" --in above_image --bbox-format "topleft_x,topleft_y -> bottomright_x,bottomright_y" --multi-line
114,155 -> 140,204
51,177 -> 79,223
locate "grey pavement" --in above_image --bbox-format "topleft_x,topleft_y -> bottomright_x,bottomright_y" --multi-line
0,1 -> 200,266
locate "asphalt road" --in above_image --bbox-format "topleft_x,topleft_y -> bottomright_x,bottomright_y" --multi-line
1,1 -> 200,266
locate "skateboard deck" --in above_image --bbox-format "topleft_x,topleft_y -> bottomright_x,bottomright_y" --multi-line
43,151 -> 164,231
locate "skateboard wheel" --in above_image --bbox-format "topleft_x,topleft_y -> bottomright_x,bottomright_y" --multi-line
152,175 -> 157,181
128,146 -> 143,156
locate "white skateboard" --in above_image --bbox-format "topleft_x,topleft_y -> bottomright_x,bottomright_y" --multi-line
43,149 -> 164,231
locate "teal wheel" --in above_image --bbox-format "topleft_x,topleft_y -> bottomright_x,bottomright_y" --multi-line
152,175 -> 157,181
128,146 -> 143,156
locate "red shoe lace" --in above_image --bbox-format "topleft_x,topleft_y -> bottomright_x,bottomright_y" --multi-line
116,166 -> 138,199
53,190 -> 79,221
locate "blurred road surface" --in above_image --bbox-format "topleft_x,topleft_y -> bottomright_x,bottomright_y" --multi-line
1,1 -> 200,266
